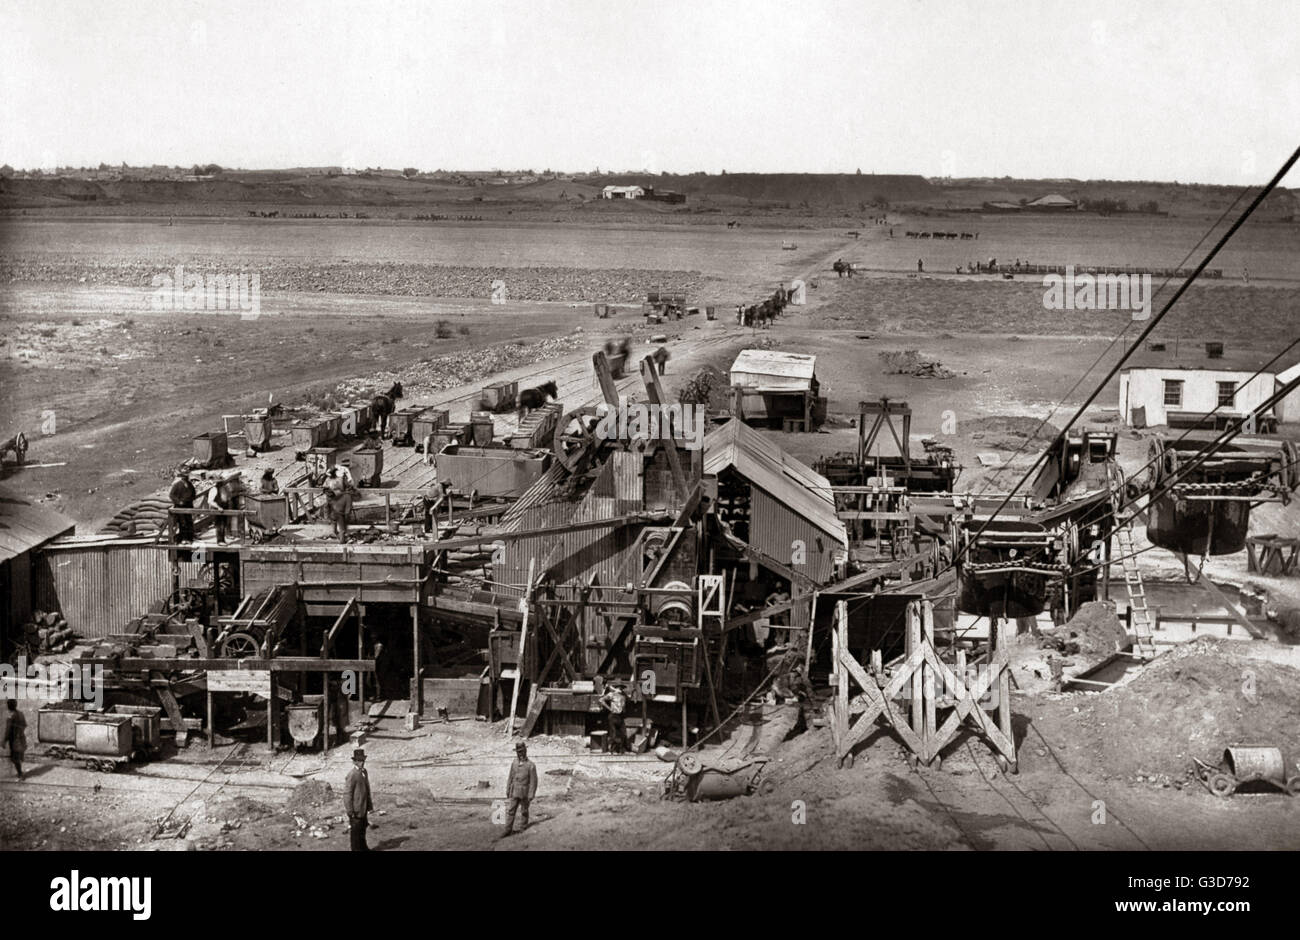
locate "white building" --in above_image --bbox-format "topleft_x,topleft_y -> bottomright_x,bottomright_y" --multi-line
729,349 -> 817,392
601,185 -> 645,200
1118,347 -> 1299,428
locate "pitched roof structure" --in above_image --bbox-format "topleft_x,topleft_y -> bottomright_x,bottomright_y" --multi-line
0,486 -> 76,562
703,419 -> 846,546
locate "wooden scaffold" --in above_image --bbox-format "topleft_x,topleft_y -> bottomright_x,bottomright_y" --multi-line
828,598 -> 1017,772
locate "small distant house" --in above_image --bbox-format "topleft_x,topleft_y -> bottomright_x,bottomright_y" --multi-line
601,185 -> 645,200
1025,193 -> 1077,211
729,349 -> 822,432
1118,346 -> 1298,429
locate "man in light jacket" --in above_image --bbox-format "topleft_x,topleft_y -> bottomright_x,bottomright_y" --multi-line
501,741 -> 538,838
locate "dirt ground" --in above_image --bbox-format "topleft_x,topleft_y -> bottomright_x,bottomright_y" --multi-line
5,659 -> 1298,852
3,211 -> 1299,851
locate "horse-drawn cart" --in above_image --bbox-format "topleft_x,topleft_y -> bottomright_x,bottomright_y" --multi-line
1,430 -> 28,466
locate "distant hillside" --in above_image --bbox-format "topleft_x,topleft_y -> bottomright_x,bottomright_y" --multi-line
595,172 -> 935,208
0,170 -> 1293,221
931,178 -> 1297,220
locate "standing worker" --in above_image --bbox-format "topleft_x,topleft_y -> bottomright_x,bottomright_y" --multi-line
169,467 -> 196,545
344,748 -> 374,851
599,680 -> 628,754
4,699 -> 27,780
325,466 -> 355,544
259,468 -> 280,495
501,740 -> 538,838
209,473 -> 241,545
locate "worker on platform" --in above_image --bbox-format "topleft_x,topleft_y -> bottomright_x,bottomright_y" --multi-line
259,468 -> 280,495
209,474 -> 241,544
501,740 -> 538,837
599,680 -> 628,754
325,466 -> 355,543
4,699 -> 27,780
344,748 -> 375,851
169,467 -> 197,544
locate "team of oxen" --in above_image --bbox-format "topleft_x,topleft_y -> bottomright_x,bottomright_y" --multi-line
735,283 -> 793,330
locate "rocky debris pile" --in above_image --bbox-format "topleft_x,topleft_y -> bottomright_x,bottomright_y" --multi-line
878,349 -> 955,378
1027,637 -> 1300,783
203,795 -> 275,827
1057,601 -> 1128,658
1,257 -> 707,304
285,779 -> 335,814
336,335 -> 586,399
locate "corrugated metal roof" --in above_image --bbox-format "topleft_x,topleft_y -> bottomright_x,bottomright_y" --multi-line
0,486 -> 76,562
703,419 -> 847,548
730,349 -> 817,382
1122,347 -> 1300,374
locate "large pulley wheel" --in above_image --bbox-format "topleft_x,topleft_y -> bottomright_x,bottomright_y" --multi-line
1148,438 -> 1178,485
220,631 -> 261,658
1280,441 -> 1300,494
553,405 -> 602,472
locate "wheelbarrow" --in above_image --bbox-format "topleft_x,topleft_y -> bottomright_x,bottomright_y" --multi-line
1193,745 -> 1299,797
669,752 -> 774,802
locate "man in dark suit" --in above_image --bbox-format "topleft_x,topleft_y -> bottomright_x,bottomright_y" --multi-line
4,700 -> 26,780
501,741 -> 538,837
344,748 -> 374,851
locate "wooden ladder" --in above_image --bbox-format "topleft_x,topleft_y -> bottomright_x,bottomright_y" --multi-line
1113,523 -> 1156,659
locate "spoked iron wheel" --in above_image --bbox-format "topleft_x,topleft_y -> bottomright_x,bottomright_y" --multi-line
220,631 -> 262,658
553,406 -> 603,472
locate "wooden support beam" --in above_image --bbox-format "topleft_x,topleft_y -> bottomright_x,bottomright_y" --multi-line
639,356 -> 689,498
506,558 -> 536,738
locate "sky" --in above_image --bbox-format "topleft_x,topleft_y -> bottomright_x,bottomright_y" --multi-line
1,0 -> 1297,185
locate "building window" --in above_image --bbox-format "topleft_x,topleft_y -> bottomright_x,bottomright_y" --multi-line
1217,381 -> 1236,408
1163,379 -> 1183,407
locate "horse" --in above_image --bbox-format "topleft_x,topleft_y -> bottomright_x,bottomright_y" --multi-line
370,381 -> 403,437
833,259 -> 852,278
518,380 -> 558,419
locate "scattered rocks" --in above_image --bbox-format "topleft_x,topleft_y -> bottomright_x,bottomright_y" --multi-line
1,258 -> 707,305
336,335 -> 586,399
878,349 -> 955,378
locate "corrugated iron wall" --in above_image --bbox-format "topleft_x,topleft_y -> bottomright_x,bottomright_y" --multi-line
500,452 -> 644,597
750,486 -> 836,584
33,543 -> 202,638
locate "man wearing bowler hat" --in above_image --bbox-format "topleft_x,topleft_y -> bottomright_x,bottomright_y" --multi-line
501,741 -> 538,837
345,748 -> 375,851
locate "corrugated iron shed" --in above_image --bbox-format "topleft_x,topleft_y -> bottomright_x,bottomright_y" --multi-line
0,486 -> 76,562
33,535 -> 203,639
703,419 -> 847,549
729,349 -> 816,391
